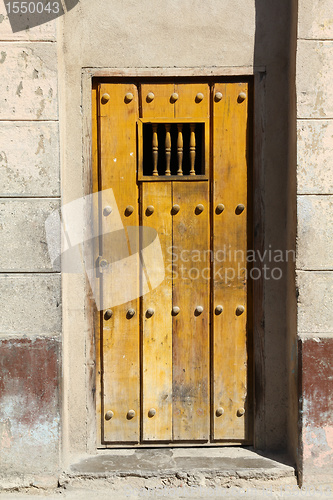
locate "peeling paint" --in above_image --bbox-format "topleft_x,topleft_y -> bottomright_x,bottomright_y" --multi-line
35,134 -> 45,155
0,419 -> 12,449
0,150 -> 8,165
16,81 -> 23,97
0,44 -> 58,120
303,426 -> 333,467
297,120 -> 333,194
314,90 -> 325,117
0,337 -> 60,472
36,99 -> 46,119
21,50 -> 28,66
300,337 -> 333,476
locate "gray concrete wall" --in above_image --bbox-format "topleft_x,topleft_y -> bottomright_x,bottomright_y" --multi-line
297,0 -> 333,485
0,2 -> 61,481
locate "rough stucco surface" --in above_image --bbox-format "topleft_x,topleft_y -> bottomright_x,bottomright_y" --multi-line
0,122 -> 60,196
0,43 -> 58,120
0,274 -> 61,336
0,199 -> 60,271
0,6 -> 61,479
297,120 -> 333,194
297,196 -> 333,270
61,0 -> 255,69
300,338 -> 333,478
297,41 -> 333,118
297,0 -> 333,484
0,2 -> 56,41
298,0 -> 333,40
0,336 -> 60,473
297,272 -> 333,335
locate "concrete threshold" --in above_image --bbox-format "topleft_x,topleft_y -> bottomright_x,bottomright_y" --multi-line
64,447 -> 296,483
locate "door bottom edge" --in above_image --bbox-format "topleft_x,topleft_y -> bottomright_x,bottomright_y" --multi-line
98,441 -> 252,449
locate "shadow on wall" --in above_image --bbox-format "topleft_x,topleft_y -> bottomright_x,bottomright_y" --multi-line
6,0 -> 80,32
253,0 -> 298,457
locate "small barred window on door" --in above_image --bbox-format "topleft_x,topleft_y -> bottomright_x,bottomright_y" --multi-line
142,122 -> 205,178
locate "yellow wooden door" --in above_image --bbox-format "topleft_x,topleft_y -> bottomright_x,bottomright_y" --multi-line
95,81 -> 252,445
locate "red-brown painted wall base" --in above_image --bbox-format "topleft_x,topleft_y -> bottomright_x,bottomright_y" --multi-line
0,336 -> 60,474
298,337 -> 333,484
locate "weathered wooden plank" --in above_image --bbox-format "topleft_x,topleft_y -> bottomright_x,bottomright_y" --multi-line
140,83 -> 176,441
140,84 -> 175,119
141,182 -> 173,441
212,82 -> 249,440
172,181 -> 210,441
99,83 -> 140,442
175,83 -> 209,119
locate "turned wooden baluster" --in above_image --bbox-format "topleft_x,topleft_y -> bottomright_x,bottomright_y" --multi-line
165,124 -> 171,176
189,124 -> 196,175
152,124 -> 158,176
177,124 -> 183,176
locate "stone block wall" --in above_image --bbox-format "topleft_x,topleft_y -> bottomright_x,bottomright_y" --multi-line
0,0 -> 332,486
0,4 -> 61,479
297,0 -> 333,484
